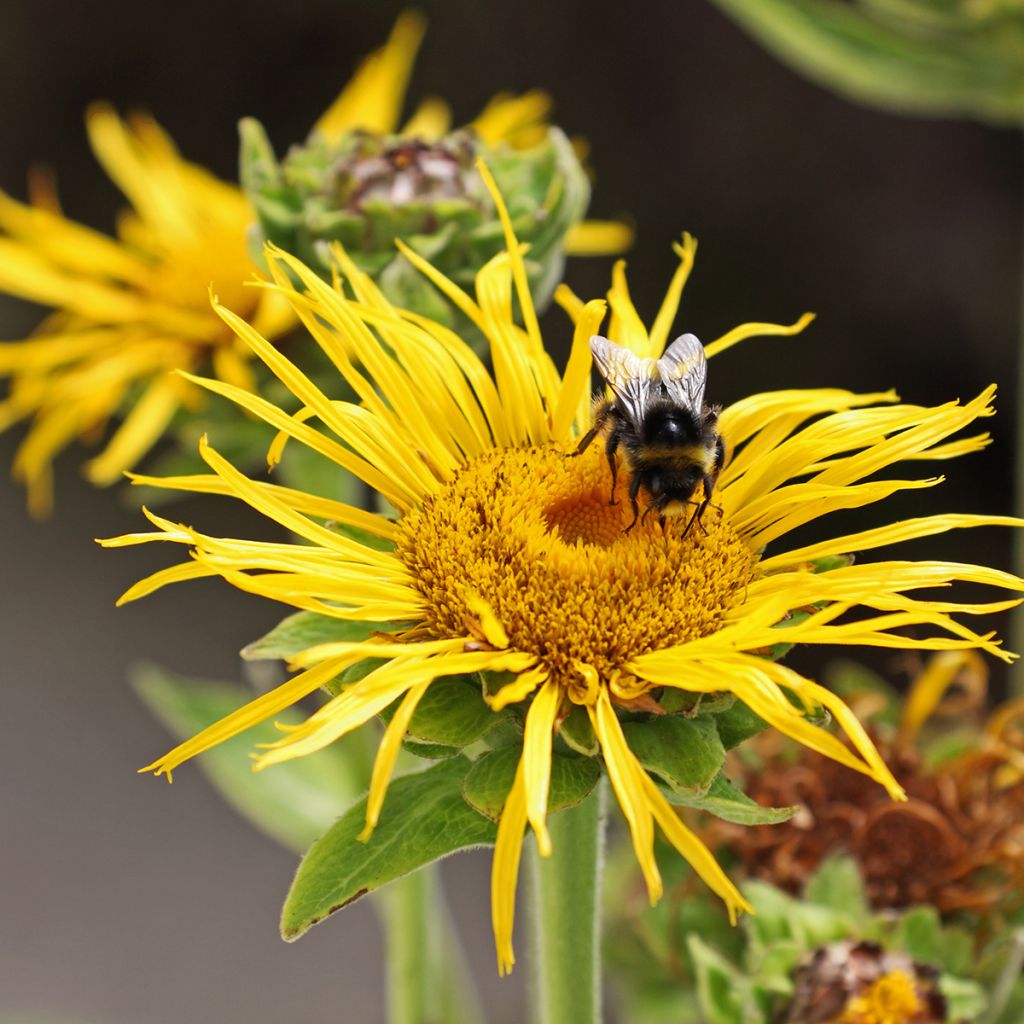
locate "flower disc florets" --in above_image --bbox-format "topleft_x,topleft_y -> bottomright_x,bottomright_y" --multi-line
398,443 -> 757,689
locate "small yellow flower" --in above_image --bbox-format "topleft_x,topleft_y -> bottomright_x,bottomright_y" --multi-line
101,169 -> 1021,974
0,12 -> 627,514
839,970 -> 922,1024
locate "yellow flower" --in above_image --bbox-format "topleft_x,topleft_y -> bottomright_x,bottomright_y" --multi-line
101,166 -> 1021,974
0,12 -> 628,515
839,970 -> 922,1024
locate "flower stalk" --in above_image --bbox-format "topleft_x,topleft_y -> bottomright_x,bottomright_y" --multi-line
528,784 -> 606,1024
382,866 -> 484,1024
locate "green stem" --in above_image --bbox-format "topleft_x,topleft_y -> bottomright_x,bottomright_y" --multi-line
381,865 -> 484,1024
528,782 -> 607,1024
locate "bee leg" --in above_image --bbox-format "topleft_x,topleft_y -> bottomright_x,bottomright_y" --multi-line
622,473 -> 642,533
570,402 -> 614,457
604,425 -> 623,506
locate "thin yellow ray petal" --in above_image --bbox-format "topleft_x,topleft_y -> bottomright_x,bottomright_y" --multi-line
492,759 -> 528,976
648,234 -> 697,358
0,329 -> 121,373
591,690 -> 661,903
606,259 -> 649,357
476,160 -> 556,410
360,679 -> 433,840
259,649 -> 533,765
175,369 -> 409,507
401,96 -> 451,138
114,559 -> 220,604
126,471 -> 397,540
553,283 -> 586,323
486,665 -> 548,711
471,90 -> 552,145
86,104 -> 197,242
551,298 -> 608,443
759,514 -> 1024,572
393,238 -> 488,334
638,772 -> 752,923
564,219 -> 635,257
0,187 -> 149,283
139,655 -> 358,780
522,681 -> 562,857
84,376 -> 181,485
315,11 -> 426,140
704,312 -> 816,359
899,651 -> 988,744
196,436 -> 387,558
719,389 -> 899,474
212,345 -> 257,395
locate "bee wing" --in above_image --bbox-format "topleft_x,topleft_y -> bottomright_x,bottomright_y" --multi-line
589,335 -> 660,423
657,333 -> 707,413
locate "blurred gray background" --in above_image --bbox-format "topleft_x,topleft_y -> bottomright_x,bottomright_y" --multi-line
0,0 -> 1020,1021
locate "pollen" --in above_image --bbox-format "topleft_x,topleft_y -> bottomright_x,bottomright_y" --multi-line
396,443 -> 758,693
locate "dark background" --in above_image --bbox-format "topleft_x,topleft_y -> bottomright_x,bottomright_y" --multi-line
0,1 -> 1020,1021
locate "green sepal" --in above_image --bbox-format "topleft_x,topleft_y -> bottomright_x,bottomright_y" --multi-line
461,747 -> 602,821
242,611 -> 411,662
133,664 -> 373,853
280,756 -> 495,941
405,676 -> 506,748
711,699 -> 769,750
667,773 -> 797,826
621,715 -> 726,795
559,704 -> 599,756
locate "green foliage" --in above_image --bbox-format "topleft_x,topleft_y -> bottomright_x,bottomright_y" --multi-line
668,773 -> 797,826
242,610 -> 410,662
461,746 -> 602,820
710,0 -> 1024,124
281,756 -> 495,941
621,715 -> 726,794
133,664 -> 374,852
609,854 -> 995,1024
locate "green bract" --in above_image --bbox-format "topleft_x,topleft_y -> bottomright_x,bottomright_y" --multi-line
240,118 -> 589,324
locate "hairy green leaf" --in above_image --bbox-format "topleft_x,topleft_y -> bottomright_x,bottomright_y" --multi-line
621,716 -> 725,795
281,757 -> 494,940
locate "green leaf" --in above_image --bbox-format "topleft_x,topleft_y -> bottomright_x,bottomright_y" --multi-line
712,700 -> 769,750
938,975 -> 988,1022
894,905 -> 944,966
708,0 -> 1024,125
622,716 -> 726,794
804,856 -> 870,923
242,611 -> 410,662
461,747 -> 602,821
687,935 -> 749,1024
669,773 -> 797,826
133,664 -> 373,853
281,756 -> 495,941
405,676 -> 505,747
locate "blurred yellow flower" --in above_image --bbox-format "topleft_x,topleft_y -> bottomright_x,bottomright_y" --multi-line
101,169 -> 1021,974
0,11 -> 628,514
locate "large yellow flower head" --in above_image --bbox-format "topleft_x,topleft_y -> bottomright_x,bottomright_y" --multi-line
0,12 -> 623,515
103,167 -> 1022,974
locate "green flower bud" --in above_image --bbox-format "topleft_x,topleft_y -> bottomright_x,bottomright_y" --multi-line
240,117 -> 590,326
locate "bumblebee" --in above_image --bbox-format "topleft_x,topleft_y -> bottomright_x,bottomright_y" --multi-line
573,333 -> 725,536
